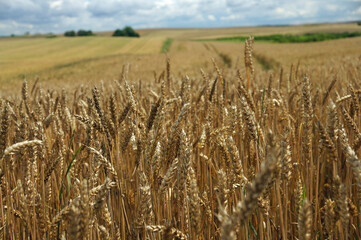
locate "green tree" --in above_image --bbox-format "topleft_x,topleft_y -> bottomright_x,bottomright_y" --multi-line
112,26 -> 139,37
77,30 -> 93,36
64,30 -> 76,37
112,29 -> 125,36
123,26 -> 139,37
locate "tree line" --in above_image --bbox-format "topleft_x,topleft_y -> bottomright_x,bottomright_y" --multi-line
64,30 -> 94,37
64,26 -> 139,37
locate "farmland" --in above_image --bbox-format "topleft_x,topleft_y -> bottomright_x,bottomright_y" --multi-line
0,36 -> 165,93
203,32 -> 361,43
0,22 -> 361,239
1,22 -> 361,95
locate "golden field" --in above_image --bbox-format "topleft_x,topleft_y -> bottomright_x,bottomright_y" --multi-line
1,22 -> 361,95
0,23 -> 361,239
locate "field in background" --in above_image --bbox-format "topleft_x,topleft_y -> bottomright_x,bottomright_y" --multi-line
1,22 -> 361,95
136,22 -> 361,39
202,32 -> 361,43
0,37 -> 164,93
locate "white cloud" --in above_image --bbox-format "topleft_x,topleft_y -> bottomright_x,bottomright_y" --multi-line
208,15 -> 216,21
274,7 -> 298,18
50,0 -> 63,9
220,14 -> 244,21
0,0 -> 360,35
326,4 -> 338,11
354,6 -> 361,14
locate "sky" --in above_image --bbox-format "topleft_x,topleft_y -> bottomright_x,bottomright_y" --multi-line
0,0 -> 361,36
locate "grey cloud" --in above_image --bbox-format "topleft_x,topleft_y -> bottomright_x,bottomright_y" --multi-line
87,0 -> 155,17
0,0 -> 86,25
0,0 -> 47,21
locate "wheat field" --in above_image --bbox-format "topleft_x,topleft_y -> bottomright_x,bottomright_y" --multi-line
2,22 -> 360,95
0,34 -> 361,240
0,36 -> 165,89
